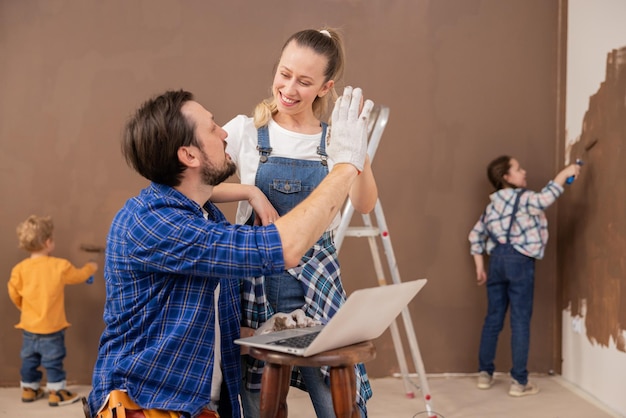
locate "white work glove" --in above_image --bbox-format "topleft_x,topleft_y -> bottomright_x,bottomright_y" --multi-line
327,86 -> 374,173
254,309 -> 321,335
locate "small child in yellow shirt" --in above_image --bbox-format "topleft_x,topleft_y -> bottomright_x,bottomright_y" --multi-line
7,215 -> 98,406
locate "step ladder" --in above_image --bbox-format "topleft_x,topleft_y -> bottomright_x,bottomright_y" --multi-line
335,105 -> 437,417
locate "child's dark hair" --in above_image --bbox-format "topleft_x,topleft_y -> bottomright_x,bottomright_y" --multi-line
16,215 -> 53,252
487,155 -> 512,190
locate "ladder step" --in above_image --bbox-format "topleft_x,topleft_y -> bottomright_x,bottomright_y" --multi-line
344,227 -> 380,237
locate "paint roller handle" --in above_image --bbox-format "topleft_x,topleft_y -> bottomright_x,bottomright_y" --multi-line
565,159 -> 584,185
85,259 -> 98,285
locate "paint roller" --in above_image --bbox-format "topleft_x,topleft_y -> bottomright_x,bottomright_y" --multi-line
566,138 -> 598,184
79,243 -> 105,253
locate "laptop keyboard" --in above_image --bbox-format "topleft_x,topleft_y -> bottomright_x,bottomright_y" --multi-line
269,331 -> 321,348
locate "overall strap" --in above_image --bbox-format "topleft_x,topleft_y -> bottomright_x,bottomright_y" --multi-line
317,122 -> 329,166
505,189 -> 525,243
256,125 -> 272,163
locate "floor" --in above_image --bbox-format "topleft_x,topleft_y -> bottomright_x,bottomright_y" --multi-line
0,373 -> 621,418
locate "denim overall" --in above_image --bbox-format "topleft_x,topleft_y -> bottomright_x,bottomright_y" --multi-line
241,123 -> 345,418
478,190 -> 535,385
253,123 -> 332,314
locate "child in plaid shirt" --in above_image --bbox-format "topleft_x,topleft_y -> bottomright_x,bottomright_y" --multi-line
468,156 -> 579,397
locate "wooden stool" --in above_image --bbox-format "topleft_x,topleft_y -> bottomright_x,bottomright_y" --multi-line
249,340 -> 376,418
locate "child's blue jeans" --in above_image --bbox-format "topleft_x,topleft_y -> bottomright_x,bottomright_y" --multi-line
478,244 -> 535,385
20,329 -> 67,387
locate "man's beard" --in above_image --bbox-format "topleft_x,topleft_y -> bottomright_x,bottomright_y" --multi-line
200,150 -> 237,186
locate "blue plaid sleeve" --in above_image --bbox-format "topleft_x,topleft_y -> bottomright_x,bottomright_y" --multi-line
123,200 -> 284,280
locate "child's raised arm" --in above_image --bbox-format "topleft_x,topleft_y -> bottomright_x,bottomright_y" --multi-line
553,163 -> 581,187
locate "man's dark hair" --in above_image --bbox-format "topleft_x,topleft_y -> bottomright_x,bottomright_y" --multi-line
122,90 -> 198,186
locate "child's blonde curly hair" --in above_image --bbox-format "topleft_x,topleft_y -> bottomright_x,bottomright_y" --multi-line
16,215 -> 54,252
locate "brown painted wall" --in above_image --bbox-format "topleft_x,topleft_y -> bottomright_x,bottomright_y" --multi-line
0,0 -> 563,385
558,47 -> 626,352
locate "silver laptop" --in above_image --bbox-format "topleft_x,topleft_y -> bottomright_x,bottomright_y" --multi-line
234,278 -> 427,357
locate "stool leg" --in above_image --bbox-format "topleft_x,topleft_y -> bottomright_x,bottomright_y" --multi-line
260,363 -> 292,418
329,364 -> 358,418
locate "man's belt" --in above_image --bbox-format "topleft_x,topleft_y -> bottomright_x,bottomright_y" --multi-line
84,390 -> 219,418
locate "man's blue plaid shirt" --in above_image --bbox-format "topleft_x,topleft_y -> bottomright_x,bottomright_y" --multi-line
88,183 -> 284,418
